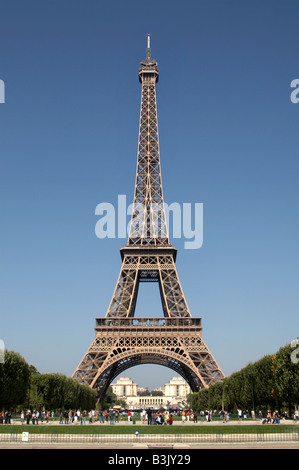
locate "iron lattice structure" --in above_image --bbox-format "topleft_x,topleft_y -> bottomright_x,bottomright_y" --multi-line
73,37 -> 224,400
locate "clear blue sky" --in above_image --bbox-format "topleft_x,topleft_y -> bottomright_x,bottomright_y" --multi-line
0,0 -> 298,390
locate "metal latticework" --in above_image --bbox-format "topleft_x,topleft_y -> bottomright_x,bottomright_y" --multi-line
73,318 -> 224,399
128,45 -> 168,246
105,249 -> 191,319
73,37 -> 224,400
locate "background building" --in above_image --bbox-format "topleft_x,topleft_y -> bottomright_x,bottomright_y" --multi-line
111,377 -> 137,398
111,376 -> 191,409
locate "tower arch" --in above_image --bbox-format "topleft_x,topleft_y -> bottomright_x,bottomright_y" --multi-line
90,348 -> 207,399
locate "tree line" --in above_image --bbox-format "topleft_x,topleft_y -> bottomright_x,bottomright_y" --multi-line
0,350 -> 96,411
190,342 -> 299,415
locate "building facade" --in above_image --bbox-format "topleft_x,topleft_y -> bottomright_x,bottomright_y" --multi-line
111,376 -> 191,409
111,377 -> 138,398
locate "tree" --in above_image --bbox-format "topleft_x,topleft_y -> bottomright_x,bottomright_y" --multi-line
137,389 -> 150,396
275,344 -> 299,415
209,382 -> 223,409
252,354 -> 276,411
100,386 -> 118,411
29,373 -> 96,411
0,350 -> 30,409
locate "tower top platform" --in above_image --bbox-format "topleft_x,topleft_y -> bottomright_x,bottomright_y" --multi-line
139,34 -> 159,83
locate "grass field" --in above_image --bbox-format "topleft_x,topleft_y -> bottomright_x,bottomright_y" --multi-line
0,424 -> 297,435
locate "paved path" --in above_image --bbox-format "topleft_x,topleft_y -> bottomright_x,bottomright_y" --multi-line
1,442 -> 298,449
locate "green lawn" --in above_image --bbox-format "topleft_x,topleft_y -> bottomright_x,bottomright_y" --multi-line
0,424 -> 297,435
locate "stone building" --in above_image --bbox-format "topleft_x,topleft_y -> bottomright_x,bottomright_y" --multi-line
111,377 -> 138,398
111,376 -> 191,409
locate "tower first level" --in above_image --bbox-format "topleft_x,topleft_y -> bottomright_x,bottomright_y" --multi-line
73,316 -> 224,400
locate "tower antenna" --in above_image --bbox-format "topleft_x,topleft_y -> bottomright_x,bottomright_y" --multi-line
146,33 -> 151,60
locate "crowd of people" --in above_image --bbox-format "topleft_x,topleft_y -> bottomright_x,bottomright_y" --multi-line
140,409 -> 173,425
59,409 -> 122,425
0,410 -> 12,424
1,408 -> 298,425
21,410 -> 52,424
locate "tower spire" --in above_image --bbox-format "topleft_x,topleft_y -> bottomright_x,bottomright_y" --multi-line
146,33 -> 151,60
129,34 -> 164,246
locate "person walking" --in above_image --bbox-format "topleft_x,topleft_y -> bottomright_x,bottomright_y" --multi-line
109,410 -> 115,425
64,410 -> 69,425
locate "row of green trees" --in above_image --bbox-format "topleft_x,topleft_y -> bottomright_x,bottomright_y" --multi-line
190,342 -> 299,415
0,351 -> 96,411
29,372 -> 96,411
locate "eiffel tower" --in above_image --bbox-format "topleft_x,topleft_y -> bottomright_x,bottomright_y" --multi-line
72,36 -> 224,401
